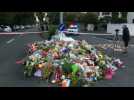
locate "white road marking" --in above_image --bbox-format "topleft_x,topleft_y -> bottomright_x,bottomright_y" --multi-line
6,38 -> 15,44
92,36 -> 113,42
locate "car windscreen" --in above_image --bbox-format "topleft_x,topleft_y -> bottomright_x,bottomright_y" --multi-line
69,27 -> 77,29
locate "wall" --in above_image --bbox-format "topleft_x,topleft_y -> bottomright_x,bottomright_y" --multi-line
87,24 -> 94,31
127,12 -> 134,24
107,23 -> 134,36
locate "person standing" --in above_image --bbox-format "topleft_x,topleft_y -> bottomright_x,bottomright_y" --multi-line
122,25 -> 130,53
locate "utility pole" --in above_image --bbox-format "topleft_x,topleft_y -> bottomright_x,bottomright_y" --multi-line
60,12 -> 63,24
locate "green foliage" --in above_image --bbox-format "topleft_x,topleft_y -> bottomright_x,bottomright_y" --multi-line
42,25 -> 58,39
64,12 -> 80,25
99,16 -> 112,24
79,12 -> 98,25
64,12 -> 98,26
111,12 -> 127,23
36,12 -> 44,23
24,61 -> 35,77
0,12 -> 36,25
62,59 -> 72,73
0,12 -> 15,25
13,12 -> 36,25
121,12 -> 127,18
48,25 -> 58,35
47,12 -> 59,25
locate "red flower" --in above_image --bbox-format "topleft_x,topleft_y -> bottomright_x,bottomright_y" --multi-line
41,51 -> 48,57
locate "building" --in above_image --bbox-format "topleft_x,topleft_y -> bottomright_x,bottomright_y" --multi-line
98,12 -> 122,19
98,12 -> 134,24
127,12 -> 134,24
98,12 -> 112,19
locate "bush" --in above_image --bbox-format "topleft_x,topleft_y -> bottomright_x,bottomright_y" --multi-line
79,13 -> 98,31
79,13 -> 98,25
42,25 -> 58,40
111,12 -> 127,23
48,25 -> 58,35
99,16 -> 112,23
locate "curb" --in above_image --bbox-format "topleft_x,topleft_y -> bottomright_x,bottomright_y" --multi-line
0,31 -> 48,35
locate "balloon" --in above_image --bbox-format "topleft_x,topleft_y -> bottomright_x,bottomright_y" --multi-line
71,64 -> 79,74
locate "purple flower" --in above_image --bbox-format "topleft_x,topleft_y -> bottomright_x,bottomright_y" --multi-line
61,48 -> 69,53
34,69 -> 42,77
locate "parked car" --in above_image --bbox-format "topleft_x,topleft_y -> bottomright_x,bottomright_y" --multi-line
3,26 -> 12,32
25,25 -> 31,29
20,25 -> 25,30
0,27 -> 3,32
13,25 -> 20,31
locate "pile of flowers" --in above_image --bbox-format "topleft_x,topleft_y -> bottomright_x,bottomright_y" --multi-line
23,33 -> 125,87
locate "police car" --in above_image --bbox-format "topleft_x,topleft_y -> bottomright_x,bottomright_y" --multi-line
64,24 -> 79,35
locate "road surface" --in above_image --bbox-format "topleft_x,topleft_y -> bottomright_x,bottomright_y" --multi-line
0,33 -> 58,87
0,32 -> 134,87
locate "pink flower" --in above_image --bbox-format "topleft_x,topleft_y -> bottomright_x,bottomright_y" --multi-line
105,74 -> 113,80
111,71 -> 115,76
104,68 -> 115,80
41,51 -> 48,57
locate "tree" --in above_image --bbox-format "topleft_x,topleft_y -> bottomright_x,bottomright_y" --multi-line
99,16 -> 112,23
35,12 -> 46,31
13,12 -> 35,25
62,12 -> 83,27
120,12 -> 127,23
121,12 -> 127,18
79,12 -> 98,30
47,12 -> 59,25
79,12 -> 98,25
0,12 -> 35,25
111,12 -> 127,23
36,12 -> 44,23
0,12 -> 15,25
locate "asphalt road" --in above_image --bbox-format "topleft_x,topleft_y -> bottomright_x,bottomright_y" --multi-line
0,33 -> 134,87
87,33 -> 134,44
0,33 -> 58,87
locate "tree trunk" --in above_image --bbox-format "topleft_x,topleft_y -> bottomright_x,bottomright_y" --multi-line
10,25 -> 14,32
